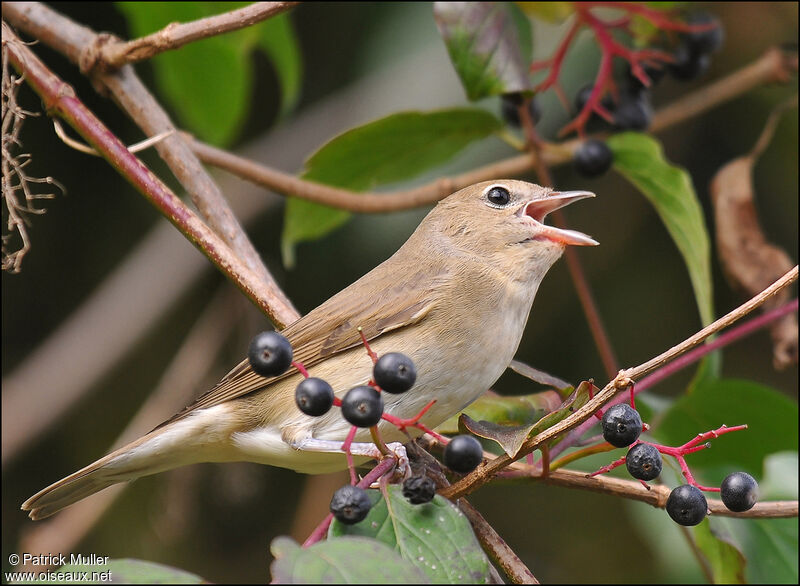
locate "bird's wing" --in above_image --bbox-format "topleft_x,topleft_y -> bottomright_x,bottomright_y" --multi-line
154,262 -> 447,429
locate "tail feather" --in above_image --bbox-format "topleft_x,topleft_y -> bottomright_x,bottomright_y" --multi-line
21,446 -> 138,520
22,412 -> 222,520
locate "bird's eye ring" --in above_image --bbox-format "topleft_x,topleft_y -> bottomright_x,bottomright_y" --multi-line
485,185 -> 511,207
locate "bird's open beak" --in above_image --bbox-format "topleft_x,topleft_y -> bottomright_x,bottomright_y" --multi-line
517,191 -> 599,246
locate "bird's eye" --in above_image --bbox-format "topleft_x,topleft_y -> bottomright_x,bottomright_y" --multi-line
485,186 -> 511,207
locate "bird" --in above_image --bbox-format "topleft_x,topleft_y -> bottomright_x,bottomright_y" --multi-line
22,179 -> 597,520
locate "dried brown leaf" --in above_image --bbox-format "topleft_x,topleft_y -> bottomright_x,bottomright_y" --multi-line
710,102 -> 798,369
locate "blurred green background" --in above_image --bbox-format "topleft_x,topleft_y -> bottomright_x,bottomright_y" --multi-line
2,2 -> 797,583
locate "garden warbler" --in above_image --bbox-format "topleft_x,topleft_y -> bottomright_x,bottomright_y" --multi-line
23,180 -> 597,519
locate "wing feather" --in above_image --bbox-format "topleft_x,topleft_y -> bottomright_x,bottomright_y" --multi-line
155,260 -> 448,429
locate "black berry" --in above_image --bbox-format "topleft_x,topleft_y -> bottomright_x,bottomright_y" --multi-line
613,92 -> 653,131
683,12 -> 724,55
666,484 -> 708,526
248,331 -> 293,377
444,435 -> 483,474
330,485 -> 372,525
668,42 -> 711,80
402,475 -> 436,504
295,377 -> 335,416
574,140 -> 613,178
601,404 -> 643,447
341,386 -> 383,427
501,92 -> 541,127
373,352 -> 417,394
720,471 -> 758,512
625,443 -> 662,481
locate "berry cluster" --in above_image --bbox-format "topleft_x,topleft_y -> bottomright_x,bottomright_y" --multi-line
570,11 -> 724,179
591,398 -> 758,526
247,331 -> 486,525
497,6 -> 724,179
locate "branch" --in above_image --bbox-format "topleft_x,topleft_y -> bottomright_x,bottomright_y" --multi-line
184,46 -> 797,214
440,266 -> 798,500
550,298 -> 799,461
90,2 -> 299,71
501,466 -> 798,519
2,22 -> 292,324
3,1 -> 300,327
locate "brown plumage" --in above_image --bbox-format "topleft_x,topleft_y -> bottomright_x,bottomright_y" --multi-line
22,180 -> 596,520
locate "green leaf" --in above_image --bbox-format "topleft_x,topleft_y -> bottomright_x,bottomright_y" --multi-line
43,559 -> 205,584
330,486 -> 491,583
744,451 -> 799,583
434,2 -> 534,100
746,517 -> 799,583
116,3 -> 302,145
116,3 -> 251,146
652,378 -> 798,480
256,14 -> 302,117
516,2 -> 574,23
437,389 -> 563,434
608,133 -> 713,328
456,381 -> 592,456
270,536 -> 428,583
694,520 -> 747,584
282,108 -> 503,266
608,132 -> 718,383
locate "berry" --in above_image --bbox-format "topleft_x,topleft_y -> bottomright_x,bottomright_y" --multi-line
601,404 -> 643,447
248,331 -> 293,377
402,475 -> 436,504
501,92 -> 541,127
443,435 -> 483,474
373,352 -> 417,394
573,140 -> 613,178
295,377 -> 334,416
683,12 -> 724,55
613,92 -> 653,131
666,484 -> 708,526
341,386 -> 383,427
330,485 -> 372,525
668,42 -> 711,81
625,443 -> 662,481
720,471 -> 758,512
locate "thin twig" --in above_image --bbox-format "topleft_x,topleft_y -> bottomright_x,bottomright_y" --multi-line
440,266 -> 798,500
3,2 -> 300,327
182,46 -> 797,215
2,22 -> 292,323
95,2 -> 299,71
551,298 -> 800,460
651,47 -> 798,133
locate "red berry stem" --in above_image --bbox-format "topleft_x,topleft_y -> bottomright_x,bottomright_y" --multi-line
589,424 -> 748,492
341,425 -> 359,486
531,2 -> 702,136
381,399 -> 449,444
292,360 -> 310,378
357,326 -> 379,364
588,454 -> 627,477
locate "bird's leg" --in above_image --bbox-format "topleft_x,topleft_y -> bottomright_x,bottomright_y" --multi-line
290,437 -> 409,477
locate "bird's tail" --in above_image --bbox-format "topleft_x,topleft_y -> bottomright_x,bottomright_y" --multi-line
22,410 -> 228,520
